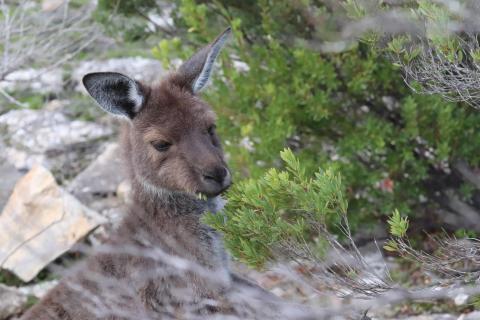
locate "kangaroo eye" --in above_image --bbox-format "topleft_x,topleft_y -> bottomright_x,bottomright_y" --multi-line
207,125 -> 216,135
152,141 -> 172,152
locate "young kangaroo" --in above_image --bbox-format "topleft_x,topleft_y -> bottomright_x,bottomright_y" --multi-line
21,28 -> 246,320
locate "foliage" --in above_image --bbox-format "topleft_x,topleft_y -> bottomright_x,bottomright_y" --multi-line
95,0 -> 169,42
204,148 -> 346,267
345,0 -> 480,108
96,0 -> 480,264
384,210 -> 409,252
387,209 -> 409,238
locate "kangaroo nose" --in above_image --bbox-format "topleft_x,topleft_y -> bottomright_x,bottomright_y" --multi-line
203,167 -> 228,184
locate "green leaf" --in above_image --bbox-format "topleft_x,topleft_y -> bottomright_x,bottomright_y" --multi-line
387,210 -> 409,238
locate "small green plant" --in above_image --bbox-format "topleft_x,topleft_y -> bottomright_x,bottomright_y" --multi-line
0,91 -> 46,111
0,270 -> 24,286
384,210 -> 409,252
204,148 -> 347,268
387,209 -> 409,238
25,295 -> 39,309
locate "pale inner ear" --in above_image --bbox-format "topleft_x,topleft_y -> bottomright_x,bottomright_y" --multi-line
128,83 -> 144,113
192,30 -> 230,93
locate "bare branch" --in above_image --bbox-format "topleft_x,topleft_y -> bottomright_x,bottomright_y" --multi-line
0,0 -> 99,83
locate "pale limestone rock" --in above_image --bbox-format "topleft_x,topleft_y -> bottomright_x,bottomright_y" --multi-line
401,315 -> 456,320
42,0 -> 64,12
454,292 -> 469,306
464,311 -> 480,319
0,109 -> 112,174
0,165 -> 105,282
18,280 -> 59,299
0,68 -> 63,94
116,180 -> 132,204
0,109 -> 110,155
0,284 -> 28,319
72,57 -> 164,92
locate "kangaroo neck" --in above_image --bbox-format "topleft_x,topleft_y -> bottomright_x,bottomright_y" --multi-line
128,177 -> 204,217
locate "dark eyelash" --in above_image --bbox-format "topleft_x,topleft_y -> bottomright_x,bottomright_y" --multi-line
151,141 -> 172,152
207,125 -> 216,135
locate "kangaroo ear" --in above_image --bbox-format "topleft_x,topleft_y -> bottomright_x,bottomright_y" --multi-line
177,27 -> 231,93
82,72 -> 146,119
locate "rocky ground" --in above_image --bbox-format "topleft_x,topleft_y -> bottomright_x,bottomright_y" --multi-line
0,24 -> 478,320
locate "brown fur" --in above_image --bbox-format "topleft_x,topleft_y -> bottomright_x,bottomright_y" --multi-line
122,75 -> 228,197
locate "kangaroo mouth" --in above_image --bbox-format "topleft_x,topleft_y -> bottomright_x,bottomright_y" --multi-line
196,183 -> 231,199
197,169 -> 232,198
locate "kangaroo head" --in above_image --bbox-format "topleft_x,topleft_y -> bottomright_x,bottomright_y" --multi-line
82,28 -> 232,197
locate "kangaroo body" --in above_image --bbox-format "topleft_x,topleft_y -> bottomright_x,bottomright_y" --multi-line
22,28 -> 288,320
22,189 -> 231,319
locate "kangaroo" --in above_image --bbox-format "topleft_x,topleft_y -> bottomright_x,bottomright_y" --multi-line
21,28 -> 246,320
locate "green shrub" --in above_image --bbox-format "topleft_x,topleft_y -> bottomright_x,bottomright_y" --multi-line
204,149 -> 346,267
98,0 -> 480,264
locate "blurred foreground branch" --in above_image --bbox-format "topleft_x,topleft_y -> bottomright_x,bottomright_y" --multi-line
341,0 -> 480,108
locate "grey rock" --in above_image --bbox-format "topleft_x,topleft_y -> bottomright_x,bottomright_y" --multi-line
401,315 -> 456,320
0,284 -> 28,319
116,180 -> 132,204
18,280 -> 59,299
0,160 -> 23,213
88,197 -> 126,218
453,292 -> 469,306
86,198 -> 127,246
0,68 -> 63,94
398,313 -> 480,320
67,143 -> 126,203
0,109 -> 110,154
464,311 -> 480,320
72,57 -> 164,92
382,96 -> 400,111
0,109 -> 112,180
